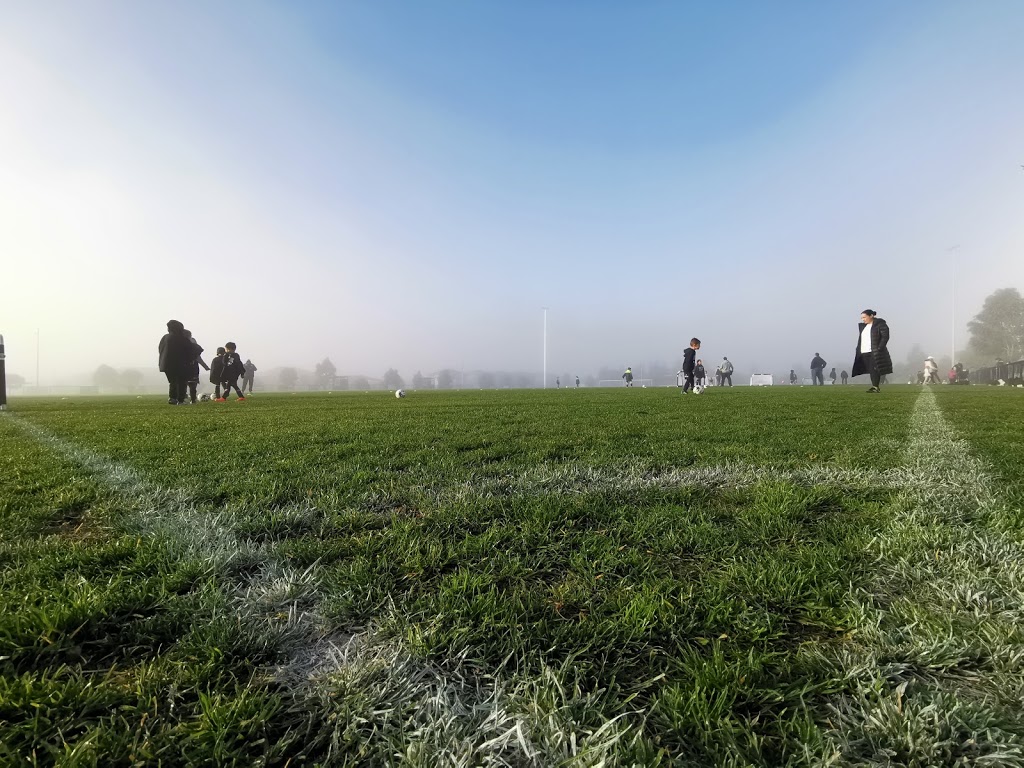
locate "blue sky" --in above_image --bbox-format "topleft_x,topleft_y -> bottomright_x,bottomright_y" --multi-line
1,1 -> 1022,383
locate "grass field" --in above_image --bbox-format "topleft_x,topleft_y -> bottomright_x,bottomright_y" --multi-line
2,385 -> 1024,766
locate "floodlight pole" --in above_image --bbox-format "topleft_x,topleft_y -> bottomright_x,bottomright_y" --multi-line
0,334 -> 7,410
542,307 -> 548,389
948,245 -> 960,366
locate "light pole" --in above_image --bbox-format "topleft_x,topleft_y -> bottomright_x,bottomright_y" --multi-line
0,334 -> 7,410
542,307 -> 548,389
948,245 -> 960,366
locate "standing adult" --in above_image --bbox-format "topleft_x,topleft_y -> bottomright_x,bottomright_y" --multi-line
720,357 -> 733,387
810,353 -> 827,385
242,359 -> 258,394
851,309 -> 892,393
575,375 -> 580,388
158,320 -> 192,405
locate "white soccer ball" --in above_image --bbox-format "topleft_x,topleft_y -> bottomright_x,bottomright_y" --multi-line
693,383 -> 705,394
395,389 -> 406,398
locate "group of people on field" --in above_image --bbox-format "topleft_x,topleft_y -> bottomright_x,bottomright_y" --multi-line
797,354 -> 848,385
917,359 -> 969,385
157,320 -> 257,405
620,355 -> 733,391
680,309 -> 891,394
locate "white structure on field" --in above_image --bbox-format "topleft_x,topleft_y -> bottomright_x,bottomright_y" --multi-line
749,374 -> 774,386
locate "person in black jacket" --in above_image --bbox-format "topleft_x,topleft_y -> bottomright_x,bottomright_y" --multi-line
218,342 -> 246,401
681,338 -> 701,394
210,347 -> 226,400
158,320 -> 192,405
852,309 -> 892,393
810,353 -> 827,386
183,330 -> 210,404
694,359 -> 706,388
789,369 -> 798,385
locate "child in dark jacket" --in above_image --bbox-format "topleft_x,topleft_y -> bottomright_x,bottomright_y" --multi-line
218,342 -> 246,401
183,330 -> 210,404
681,337 -> 701,394
210,347 -> 226,400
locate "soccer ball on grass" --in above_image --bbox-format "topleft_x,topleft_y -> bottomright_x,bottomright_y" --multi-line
395,389 -> 406,398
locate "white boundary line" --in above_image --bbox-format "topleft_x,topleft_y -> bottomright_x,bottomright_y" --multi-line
821,387 -> 1024,764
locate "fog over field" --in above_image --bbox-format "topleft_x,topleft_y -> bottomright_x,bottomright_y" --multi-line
1,1 -> 1023,387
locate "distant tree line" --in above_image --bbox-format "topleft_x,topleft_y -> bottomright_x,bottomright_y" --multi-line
92,364 -> 146,392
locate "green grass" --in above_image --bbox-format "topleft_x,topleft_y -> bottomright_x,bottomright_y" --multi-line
2,385 -> 1022,766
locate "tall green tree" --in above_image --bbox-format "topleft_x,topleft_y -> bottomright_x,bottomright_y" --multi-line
314,358 -> 337,389
967,288 -> 1024,362
382,368 -> 404,390
120,369 -> 144,392
92,364 -> 120,391
278,367 -> 299,390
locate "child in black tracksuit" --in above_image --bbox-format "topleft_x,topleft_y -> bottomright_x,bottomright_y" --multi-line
219,342 -> 246,401
681,337 -> 701,394
184,331 -> 209,404
210,347 -> 226,400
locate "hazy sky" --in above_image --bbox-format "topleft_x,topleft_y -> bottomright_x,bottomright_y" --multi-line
2,1 -> 1023,384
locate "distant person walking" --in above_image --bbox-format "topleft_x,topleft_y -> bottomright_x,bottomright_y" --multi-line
810,353 -> 827,386
829,367 -> 837,385
852,309 -> 892,393
241,359 -> 257,394
217,342 -> 246,401
556,377 -> 560,389
789,369 -> 798,385
622,367 -> 634,387
158,320 -> 192,405
681,338 -> 700,394
575,376 -> 580,388
720,357 -> 733,387
694,359 -> 706,388
841,370 -> 849,385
